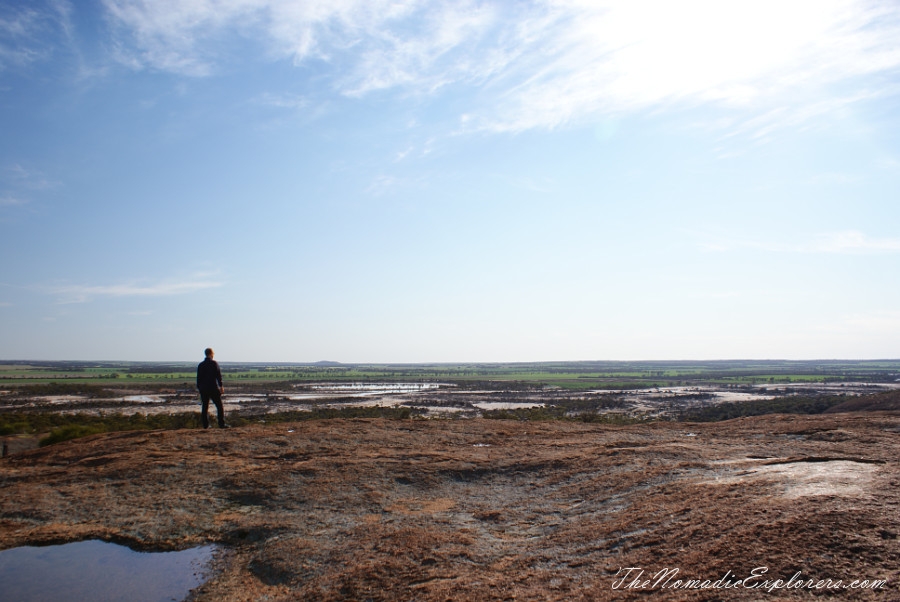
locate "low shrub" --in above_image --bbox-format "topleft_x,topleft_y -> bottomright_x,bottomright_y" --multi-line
40,424 -> 108,446
0,421 -> 32,436
679,395 -> 848,422
13,382 -> 117,398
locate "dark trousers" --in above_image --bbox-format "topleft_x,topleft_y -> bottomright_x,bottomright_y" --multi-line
199,389 -> 225,428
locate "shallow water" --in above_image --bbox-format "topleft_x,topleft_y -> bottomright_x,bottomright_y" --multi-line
308,382 -> 442,392
123,395 -> 163,403
0,540 -> 216,602
473,401 -> 545,410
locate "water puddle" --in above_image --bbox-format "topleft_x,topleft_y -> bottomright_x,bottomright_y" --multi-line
308,382 -> 443,392
0,540 -> 217,602
472,401 -> 544,410
123,395 -> 164,403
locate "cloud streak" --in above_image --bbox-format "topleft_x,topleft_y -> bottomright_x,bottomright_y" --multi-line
4,163 -> 55,190
810,231 -> 900,254
98,0 -> 900,133
703,230 -> 900,255
1,164 -> 58,210
0,195 -> 28,207
0,1 -> 72,71
50,276 -> 224,303
0,4 -> 52,69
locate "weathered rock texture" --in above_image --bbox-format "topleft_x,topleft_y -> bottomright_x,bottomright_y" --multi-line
1,414 -> 899,600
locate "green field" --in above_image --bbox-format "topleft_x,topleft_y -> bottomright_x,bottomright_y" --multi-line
3,359 -> 899,446
1,359 -> 898,388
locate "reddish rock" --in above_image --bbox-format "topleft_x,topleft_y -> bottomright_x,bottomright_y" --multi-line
1,414 -> 899,600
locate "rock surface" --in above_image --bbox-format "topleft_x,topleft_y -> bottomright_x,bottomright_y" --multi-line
1,413 -> 899,600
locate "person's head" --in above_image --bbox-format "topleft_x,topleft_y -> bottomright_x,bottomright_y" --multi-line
205,348 -> 214,359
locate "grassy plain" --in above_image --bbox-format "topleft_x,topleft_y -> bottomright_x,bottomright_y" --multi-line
2,359 -> 899,447
1,359 -> 899,388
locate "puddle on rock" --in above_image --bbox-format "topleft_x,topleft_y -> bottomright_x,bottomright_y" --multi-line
0,540 -> 217,602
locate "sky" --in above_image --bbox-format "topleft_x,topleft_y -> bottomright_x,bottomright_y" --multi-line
1,0 -> 899,363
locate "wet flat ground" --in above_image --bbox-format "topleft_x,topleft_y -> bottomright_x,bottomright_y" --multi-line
1,413 -> 899,600
3,380 -> 898,419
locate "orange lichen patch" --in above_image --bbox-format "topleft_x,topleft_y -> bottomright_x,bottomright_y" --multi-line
1,414 -> 899,601
385,497 -> 456,515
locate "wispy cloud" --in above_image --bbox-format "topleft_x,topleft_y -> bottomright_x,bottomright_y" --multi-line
877,157 -> 900,171
101,0 -> 245,76
809,231 -> 900,254
0,164 -> 57,209
49,275 -> 224,303
708,88 -> 887,144
4,164 -> 55,190
254,92 -> 309,110
466,0 -> 900,133
0,4 -> 53,69
365,174 -> 400,196
0,195 -> 28,207
99,1 -> 900,134
702,230 -> 900,255
0,0 -> 73,71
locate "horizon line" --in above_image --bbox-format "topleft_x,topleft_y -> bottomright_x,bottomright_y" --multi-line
3,358 -> 900,365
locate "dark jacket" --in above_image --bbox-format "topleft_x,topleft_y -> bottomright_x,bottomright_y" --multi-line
197,358 -> 223,392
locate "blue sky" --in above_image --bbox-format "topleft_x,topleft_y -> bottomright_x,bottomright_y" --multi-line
1,0 -> 899,362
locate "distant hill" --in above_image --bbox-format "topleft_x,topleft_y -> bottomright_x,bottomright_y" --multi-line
313,361 -> 343,366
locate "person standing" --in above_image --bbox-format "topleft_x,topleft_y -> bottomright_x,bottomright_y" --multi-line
197,348 -> 227,428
